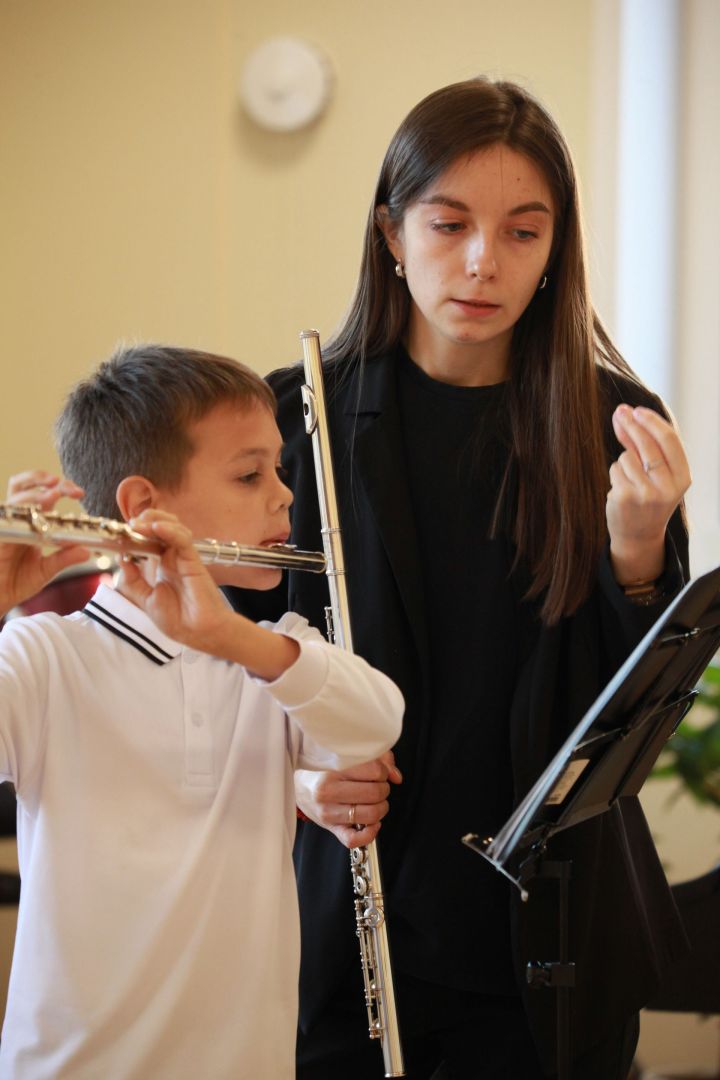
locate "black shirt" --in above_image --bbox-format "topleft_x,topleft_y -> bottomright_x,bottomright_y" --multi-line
390,350 -> 525,994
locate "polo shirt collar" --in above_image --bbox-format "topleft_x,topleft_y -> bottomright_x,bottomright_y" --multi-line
83,583 -> 183,666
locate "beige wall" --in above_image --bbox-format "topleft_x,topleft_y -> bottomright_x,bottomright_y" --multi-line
0,0 -> 593,481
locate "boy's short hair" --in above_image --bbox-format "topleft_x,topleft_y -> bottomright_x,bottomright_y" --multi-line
55,343 -> 277,519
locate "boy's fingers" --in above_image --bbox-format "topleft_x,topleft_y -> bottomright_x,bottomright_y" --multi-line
157,521 -> 194,546
7,470 -> 58,494
130,512 -> 190,539
151,522 -> 199,563
116,563 -> 152,605
53,479 -> 85,500
129,515 -> 193,551
6,472 -> 84,500
129,509 -> 178,529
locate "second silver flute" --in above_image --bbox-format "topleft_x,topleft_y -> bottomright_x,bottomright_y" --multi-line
0,503 -> 327,574
300,329 -> 405,1078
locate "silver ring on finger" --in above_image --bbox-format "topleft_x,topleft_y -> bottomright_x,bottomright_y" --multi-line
643,458 -> 663,474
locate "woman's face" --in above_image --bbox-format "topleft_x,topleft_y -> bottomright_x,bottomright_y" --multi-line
381,144 -> 555,385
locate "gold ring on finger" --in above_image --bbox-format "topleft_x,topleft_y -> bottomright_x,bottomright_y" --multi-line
348,804 -> 356,826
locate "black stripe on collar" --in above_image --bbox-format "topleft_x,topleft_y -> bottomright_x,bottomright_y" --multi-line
84,600 -> 175,665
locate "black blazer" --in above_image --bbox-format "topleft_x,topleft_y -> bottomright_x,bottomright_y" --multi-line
228,350 -> 690,1070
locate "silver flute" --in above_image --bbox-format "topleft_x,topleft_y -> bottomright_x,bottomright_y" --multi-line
0,503 -> 327,574
300,329 -> 405,1077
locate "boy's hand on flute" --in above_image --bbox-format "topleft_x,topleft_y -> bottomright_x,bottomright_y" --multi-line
120,509 -> 235,647
0,471 -> 89,617
120,510 -> 300,679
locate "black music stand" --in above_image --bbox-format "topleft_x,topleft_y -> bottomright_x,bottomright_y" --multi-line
462,564 -> 720,1079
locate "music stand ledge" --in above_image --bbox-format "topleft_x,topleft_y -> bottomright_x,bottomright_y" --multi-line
462,564 -> 720,1078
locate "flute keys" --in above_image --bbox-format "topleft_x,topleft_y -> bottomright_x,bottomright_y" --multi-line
362,903 -> 384,929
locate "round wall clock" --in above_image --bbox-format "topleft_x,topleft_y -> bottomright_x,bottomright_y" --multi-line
240,37 -> 334,133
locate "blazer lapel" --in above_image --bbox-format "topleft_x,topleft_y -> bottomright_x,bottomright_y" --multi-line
345,354 -> 430,676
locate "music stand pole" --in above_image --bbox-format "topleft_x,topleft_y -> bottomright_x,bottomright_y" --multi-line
525,859 -> 574,1080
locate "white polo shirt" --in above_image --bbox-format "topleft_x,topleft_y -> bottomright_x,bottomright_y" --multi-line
0,584 -> 402,1080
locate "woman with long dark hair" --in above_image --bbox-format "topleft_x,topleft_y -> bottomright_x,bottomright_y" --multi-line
230,77 -> 690,1079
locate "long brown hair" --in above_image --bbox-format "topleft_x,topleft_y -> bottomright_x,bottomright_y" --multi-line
325,77 -> 643,624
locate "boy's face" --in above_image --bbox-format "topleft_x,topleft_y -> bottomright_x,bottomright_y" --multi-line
155,400 -> 293,590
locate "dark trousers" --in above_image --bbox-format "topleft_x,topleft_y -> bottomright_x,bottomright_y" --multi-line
296,972 -> 640,1080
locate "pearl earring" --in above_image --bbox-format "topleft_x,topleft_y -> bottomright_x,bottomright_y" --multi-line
538,275 -> 548,291
395,261 -> 405,279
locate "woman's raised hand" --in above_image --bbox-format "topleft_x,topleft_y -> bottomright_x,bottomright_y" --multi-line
607,405 -> 691,585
